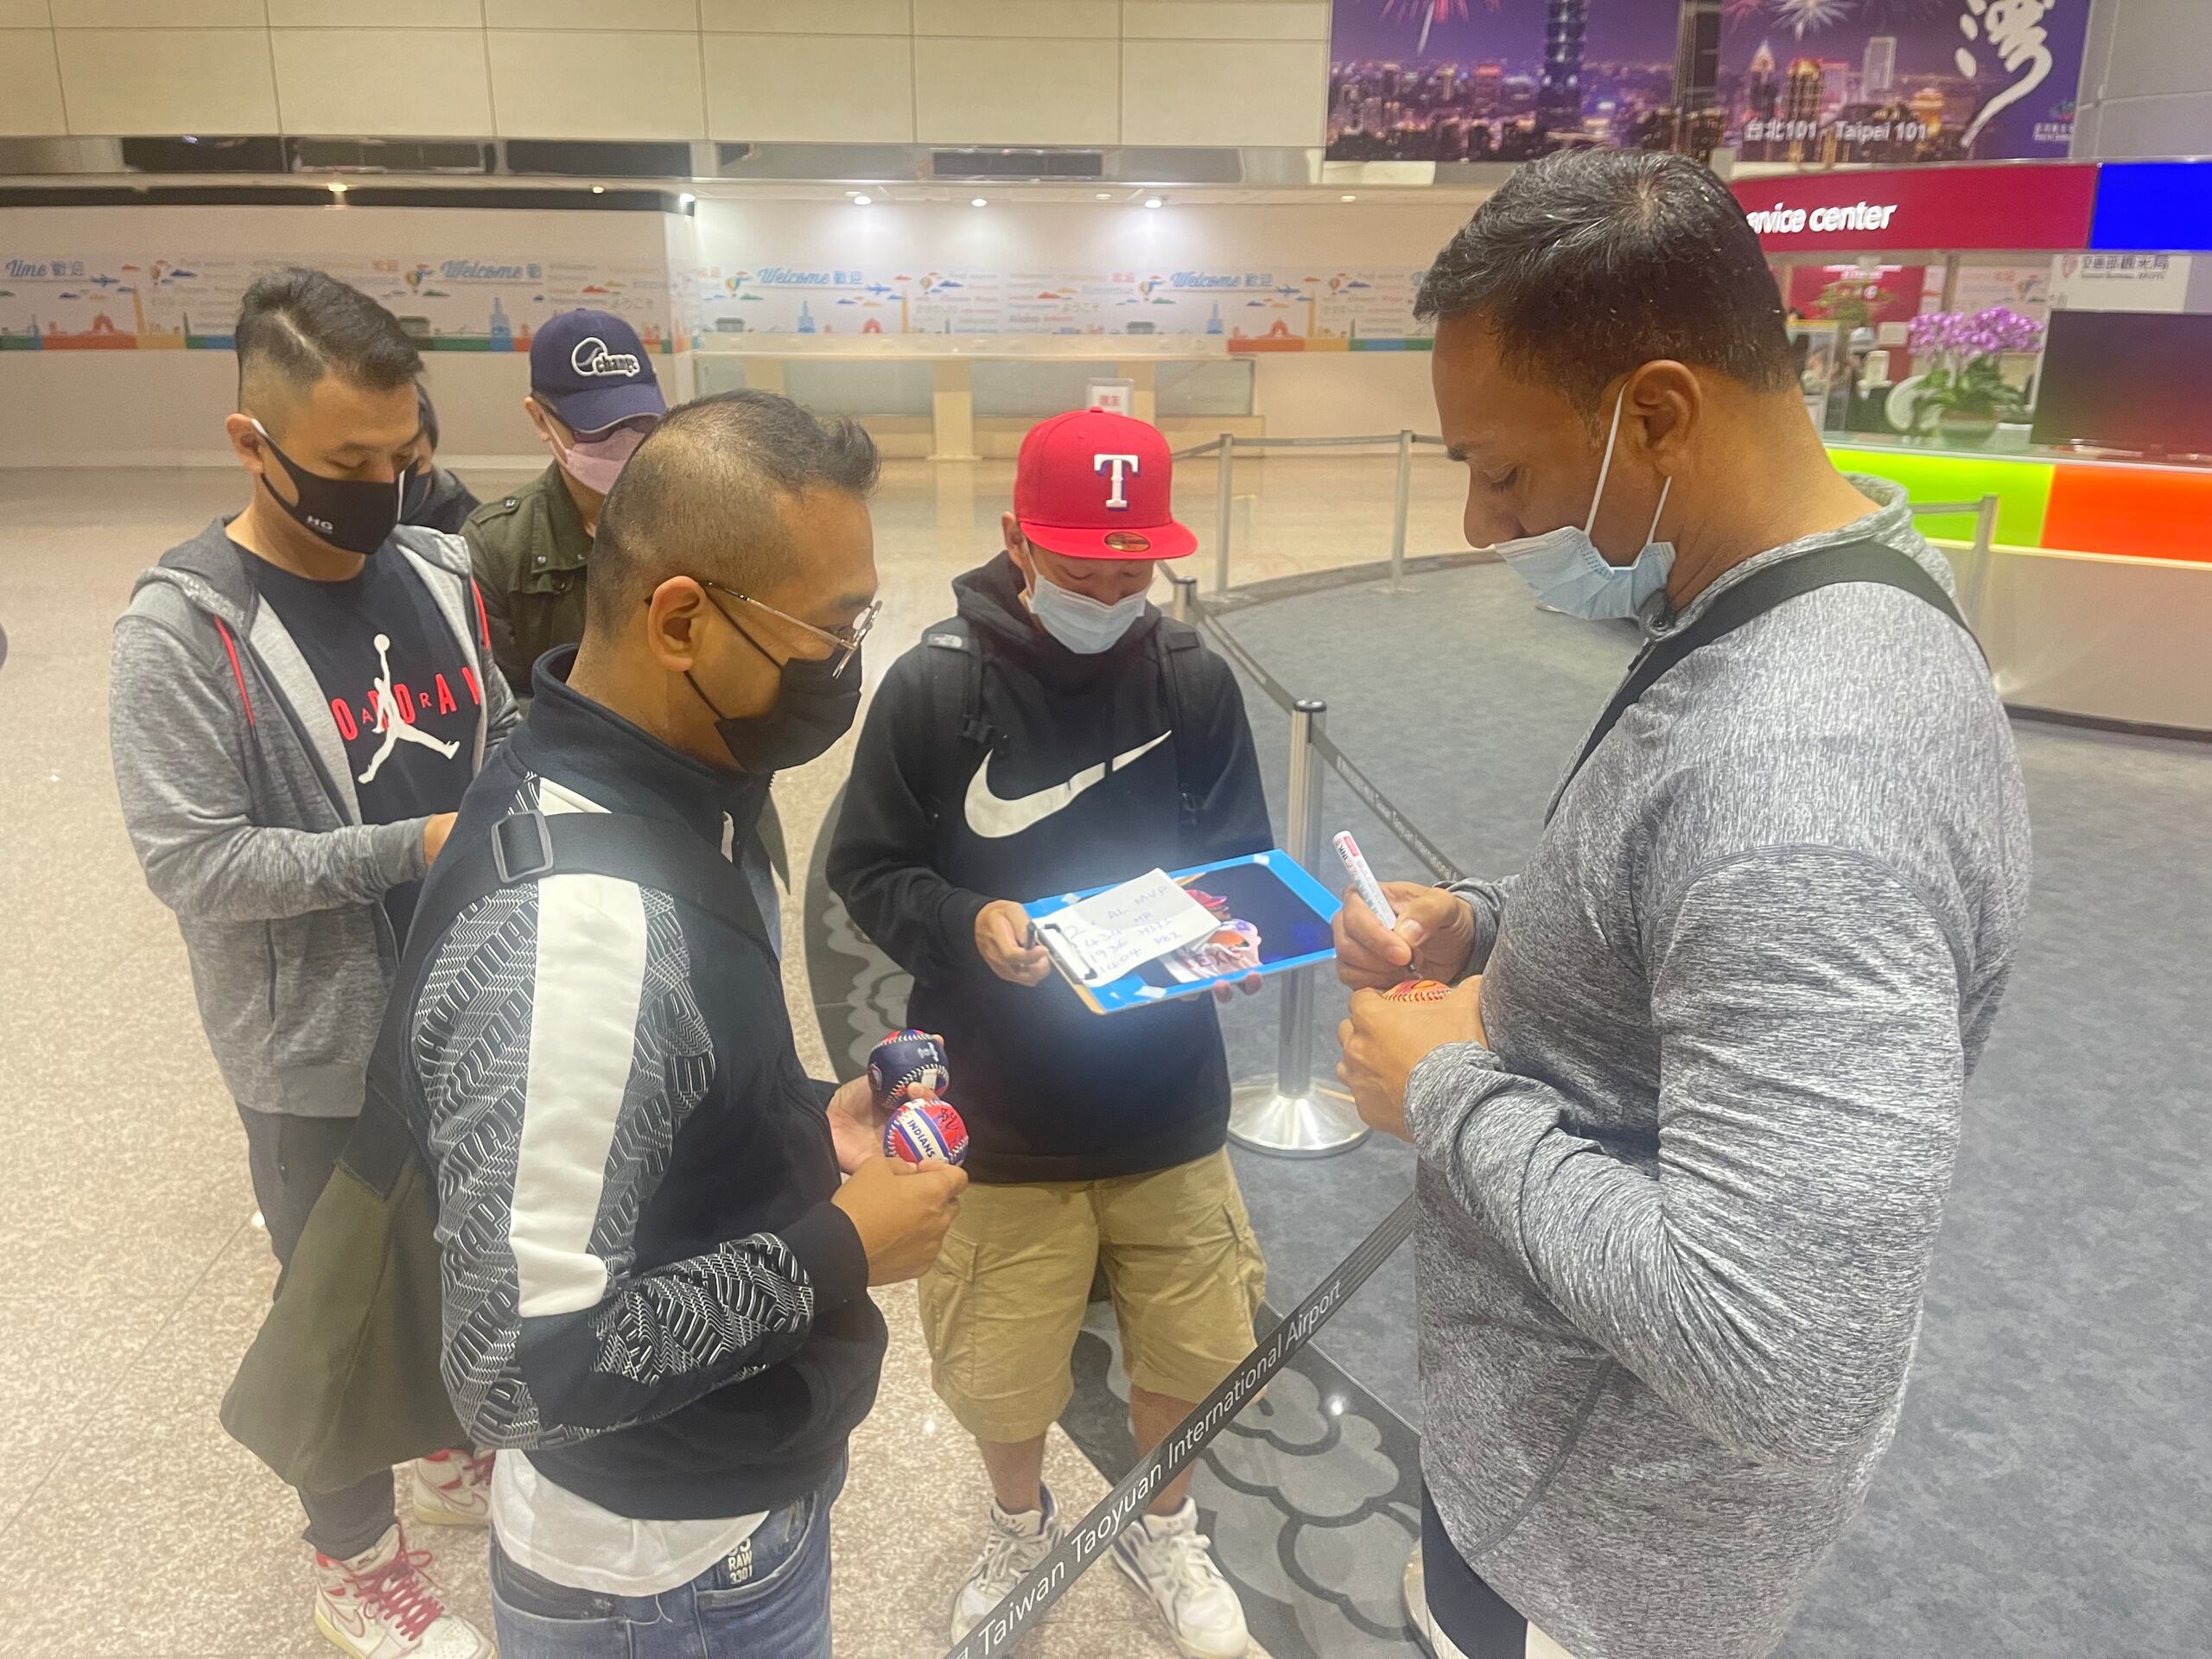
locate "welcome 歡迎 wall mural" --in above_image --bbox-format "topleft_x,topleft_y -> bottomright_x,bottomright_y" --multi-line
0,249 -> 677,353
1326,0 -> 2088,167
3,250 -> 1431,354
674,262 -> 1432,349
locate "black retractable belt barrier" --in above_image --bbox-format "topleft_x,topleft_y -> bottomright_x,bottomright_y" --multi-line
937,1195 -> 1418,1659
1182,588 -> 1468,887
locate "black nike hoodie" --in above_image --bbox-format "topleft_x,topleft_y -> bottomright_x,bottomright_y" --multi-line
827,553 -> 1272,1184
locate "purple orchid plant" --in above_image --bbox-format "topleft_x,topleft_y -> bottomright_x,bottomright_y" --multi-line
1905,305 -> 2045,429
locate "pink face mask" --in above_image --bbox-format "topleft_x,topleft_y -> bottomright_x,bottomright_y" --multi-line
547,422 -> 649,495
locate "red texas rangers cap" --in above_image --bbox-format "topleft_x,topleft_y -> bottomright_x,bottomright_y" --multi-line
1014,408 -> 1197,562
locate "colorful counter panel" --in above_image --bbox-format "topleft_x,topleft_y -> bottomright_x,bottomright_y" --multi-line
1827,445 -> 2212,564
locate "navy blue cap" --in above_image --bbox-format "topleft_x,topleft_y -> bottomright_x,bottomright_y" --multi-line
529,308 -> 664,435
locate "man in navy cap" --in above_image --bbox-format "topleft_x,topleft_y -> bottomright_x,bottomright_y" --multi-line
464,308 -> 787,933
464,308 -> 665,697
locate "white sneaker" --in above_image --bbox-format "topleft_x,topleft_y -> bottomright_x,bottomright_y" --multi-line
410,1449 -> 493,1528
950,1485 -> 1066,1643
1403,1547 -> 1471,1659
312,1523 -> 493,1659
1113,1499 -> 1249,1659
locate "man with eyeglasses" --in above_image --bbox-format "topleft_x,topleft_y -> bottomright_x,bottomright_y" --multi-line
398,391 -> 963,1659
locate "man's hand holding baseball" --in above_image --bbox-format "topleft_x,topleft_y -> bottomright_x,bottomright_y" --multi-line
1337,979 -> 1486,1141
824,1076 -> 892,1175
833,1154 -> 967,1285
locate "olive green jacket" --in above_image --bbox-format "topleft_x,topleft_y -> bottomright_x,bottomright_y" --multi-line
462,461 -> 592,696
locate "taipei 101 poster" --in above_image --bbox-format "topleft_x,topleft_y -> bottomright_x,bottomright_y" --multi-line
1325,1 -> 2089,167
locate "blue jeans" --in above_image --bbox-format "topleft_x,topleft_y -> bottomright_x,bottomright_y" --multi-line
488,1463 -> 842,1659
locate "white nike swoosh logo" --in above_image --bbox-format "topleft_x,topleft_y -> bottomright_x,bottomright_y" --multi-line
963,732 -> 1172,840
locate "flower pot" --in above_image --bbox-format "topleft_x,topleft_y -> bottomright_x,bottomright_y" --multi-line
1936,410 -> 2000,450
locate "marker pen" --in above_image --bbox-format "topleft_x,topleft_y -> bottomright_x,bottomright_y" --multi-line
1332,831 -> 1399,931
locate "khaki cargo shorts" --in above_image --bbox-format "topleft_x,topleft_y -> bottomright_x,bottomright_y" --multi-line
917,1148 -> 1267,1444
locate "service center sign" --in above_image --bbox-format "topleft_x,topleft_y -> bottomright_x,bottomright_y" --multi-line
1731,165 -> 2097,255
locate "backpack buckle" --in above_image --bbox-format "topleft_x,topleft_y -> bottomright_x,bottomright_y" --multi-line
489,810 -> 555,884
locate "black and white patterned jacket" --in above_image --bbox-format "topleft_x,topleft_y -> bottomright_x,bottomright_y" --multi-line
400,650 -> 885,1522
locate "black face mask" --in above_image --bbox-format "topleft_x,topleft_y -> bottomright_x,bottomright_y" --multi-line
251,420 -> 408,556
688,596 -> 861,775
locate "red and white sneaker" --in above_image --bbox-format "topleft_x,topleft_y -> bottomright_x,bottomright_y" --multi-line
410,1449 -> 493,1528
312,1523 -> 493,1659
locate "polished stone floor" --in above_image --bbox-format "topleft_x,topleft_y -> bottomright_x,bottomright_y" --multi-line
0,452 -> 1458,1658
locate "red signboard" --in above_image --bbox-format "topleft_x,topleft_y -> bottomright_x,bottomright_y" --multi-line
1730,165 -> 2098,255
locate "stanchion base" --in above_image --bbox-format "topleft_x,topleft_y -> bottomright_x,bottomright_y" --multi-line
1228,1080 -> 1370,1157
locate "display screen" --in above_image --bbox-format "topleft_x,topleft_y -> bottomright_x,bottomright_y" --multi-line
2030,311 -> 2212,455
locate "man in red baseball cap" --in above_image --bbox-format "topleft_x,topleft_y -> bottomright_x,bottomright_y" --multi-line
830,408 -> 1271,1657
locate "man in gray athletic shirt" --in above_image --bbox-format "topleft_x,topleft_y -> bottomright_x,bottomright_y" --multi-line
1334,150 -> 2031,1659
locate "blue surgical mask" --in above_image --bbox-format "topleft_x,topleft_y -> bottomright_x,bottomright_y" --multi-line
1487,389 -> 1675,621
1025,567 -> 1148,655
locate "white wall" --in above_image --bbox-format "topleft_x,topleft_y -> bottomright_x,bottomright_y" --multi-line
691,194 -> 1467,436
0,193 -> 1471,467
0,0 -> 1331,149
2072,0 -> 2212,159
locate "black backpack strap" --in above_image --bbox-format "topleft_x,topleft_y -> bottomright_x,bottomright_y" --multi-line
1155,617 -> 1208,832
408,810 -> 772,973
923,620 -> 992,754
1548,540 -> 1978,825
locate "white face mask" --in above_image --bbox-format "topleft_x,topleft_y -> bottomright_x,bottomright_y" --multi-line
1024,564 -> 1148,655
1484,388 -> 1675,621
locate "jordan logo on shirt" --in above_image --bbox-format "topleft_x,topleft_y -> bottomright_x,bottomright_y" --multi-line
963,732 -> 1170,840
359,631 -> 460,784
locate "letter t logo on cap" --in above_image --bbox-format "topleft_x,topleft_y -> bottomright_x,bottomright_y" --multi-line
1095,453 -> 1140,510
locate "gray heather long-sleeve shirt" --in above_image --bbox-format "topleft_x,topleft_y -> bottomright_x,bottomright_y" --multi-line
1406,478 -> 2031,1659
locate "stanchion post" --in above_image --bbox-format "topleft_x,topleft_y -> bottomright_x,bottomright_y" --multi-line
1381,428 -> 1414,594
1230,698 -> 1370,1158
1212,433 -> 1236,596
1166,571 -> 1196,625
1966,492 -> 1999,630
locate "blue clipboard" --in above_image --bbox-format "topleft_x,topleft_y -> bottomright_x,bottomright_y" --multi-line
1023,849 -> 1344,1015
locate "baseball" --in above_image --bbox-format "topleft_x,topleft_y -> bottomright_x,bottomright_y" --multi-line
868,1028 -> 950,1105
1383,979 -> 1453,1002
883,1098 -> 969,1167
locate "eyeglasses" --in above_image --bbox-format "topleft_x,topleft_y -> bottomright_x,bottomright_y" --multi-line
702,581 -> 878,679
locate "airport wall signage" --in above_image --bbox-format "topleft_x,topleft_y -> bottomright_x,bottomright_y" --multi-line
2090,162 -> 2212,253
1729,163 -> 2098,254
1325,0 -> 2093,167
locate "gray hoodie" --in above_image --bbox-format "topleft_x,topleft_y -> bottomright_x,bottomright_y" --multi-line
1407,478 -> 2031,1659
110,518 -> 519,1117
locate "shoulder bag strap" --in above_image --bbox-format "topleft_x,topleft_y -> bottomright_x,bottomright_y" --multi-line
1548,540 -> 1977,825
354,809 -> 772,1194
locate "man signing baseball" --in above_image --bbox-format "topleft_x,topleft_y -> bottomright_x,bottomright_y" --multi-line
1336,149 -> 2028,1659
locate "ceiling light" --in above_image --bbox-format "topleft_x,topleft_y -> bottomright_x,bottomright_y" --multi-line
970,197 -> 988,207
590,184 -> 606,194
678,192 -> 696,207
1144,197 -> 1163,209
853,194 -> 873,206
327,181 -> 346,196
1096,191 -> 1113,200
1340,193 -> 1357,201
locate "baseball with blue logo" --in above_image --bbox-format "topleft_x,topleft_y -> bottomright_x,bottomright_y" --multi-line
868,1029 -> 950,1105
883,1098 -> 969,1166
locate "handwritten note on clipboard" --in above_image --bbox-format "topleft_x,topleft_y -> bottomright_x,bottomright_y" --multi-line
1028,868 -> 1221,988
